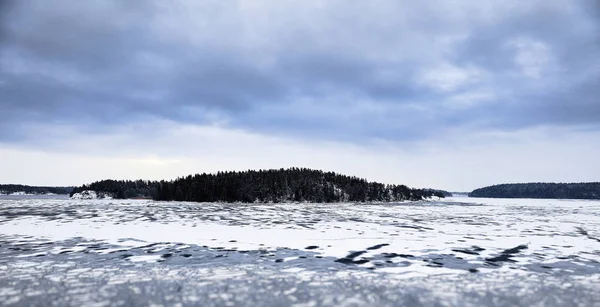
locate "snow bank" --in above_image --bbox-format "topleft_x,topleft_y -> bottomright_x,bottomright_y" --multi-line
70,190 -> 113,200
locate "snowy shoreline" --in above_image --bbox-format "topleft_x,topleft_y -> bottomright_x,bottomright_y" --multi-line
0,191 -> 60,196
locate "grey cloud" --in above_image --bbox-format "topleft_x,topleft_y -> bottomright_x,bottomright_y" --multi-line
2,1 -> 156,69
1,0 -> 599,146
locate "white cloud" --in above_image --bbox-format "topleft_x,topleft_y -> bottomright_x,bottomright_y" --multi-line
506,37 -> 557,79
417,63 -> 486,92
443,90 -> 496,109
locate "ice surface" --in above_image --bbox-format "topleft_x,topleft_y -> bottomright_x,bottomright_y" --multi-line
1,197 -> 600,306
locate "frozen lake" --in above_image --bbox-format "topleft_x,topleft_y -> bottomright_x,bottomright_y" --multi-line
1,196 -> 600,306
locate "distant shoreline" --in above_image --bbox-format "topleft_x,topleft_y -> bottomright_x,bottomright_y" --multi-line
0,194 -> 70,200
469,182 -> 600,200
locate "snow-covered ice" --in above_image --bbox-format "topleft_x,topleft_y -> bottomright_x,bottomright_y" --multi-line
1,196 -> 600,306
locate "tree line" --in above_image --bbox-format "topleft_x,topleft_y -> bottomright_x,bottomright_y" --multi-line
70,168 -> 450,202
0,184 -> 74,195
469,182 -> 600,199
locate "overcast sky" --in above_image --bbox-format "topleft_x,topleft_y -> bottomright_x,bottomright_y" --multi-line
1,0 -> 599,191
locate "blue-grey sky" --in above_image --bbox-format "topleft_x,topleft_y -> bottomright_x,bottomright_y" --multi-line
1,0 -> 599,191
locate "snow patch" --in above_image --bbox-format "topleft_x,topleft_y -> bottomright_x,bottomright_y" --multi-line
70,190 -> 113,200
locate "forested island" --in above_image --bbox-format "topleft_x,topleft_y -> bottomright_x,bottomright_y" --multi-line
469,183 -> 600,199
70,168 -> 450,202
0,184 -> 74,195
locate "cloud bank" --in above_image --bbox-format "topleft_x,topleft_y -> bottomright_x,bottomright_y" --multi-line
1,0 -> 599,190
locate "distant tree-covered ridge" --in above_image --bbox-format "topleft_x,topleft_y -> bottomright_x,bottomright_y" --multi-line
469,182 -> 600,199
0,184 -> 74,195
70,168 -> 450,202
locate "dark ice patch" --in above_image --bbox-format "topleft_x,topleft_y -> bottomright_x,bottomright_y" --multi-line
485,245 -> 527,263
335,250 -> 369,265
382,253 -> 415,259
576,227 -> 600,243
451,245 -> 484,256
335,258 -> 370,265
345,251 -> 367,259
366,244 -> 389,250
486,254 -> 517,263
502,244 -> 528,255
451,249 -> 480,255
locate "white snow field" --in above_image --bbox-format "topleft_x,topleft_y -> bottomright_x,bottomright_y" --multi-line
1,196 -> 600,306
